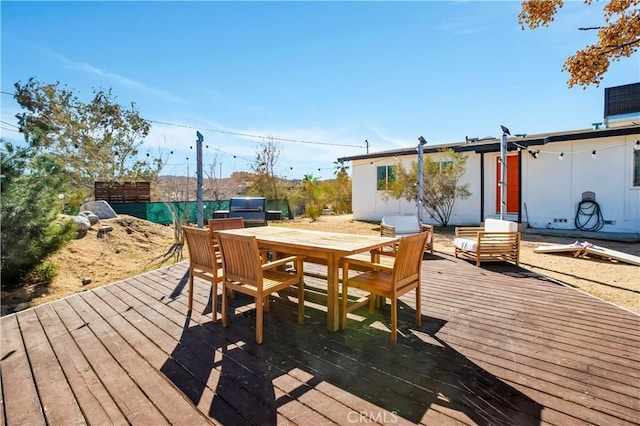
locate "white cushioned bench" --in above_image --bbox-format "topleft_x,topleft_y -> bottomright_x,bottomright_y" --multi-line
381,215 -> 433,254
454,218 -> 520,267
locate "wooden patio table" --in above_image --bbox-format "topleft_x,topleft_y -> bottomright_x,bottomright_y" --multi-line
217,226 -> 398,331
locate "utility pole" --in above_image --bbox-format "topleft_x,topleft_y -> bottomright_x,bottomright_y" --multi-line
365,139 -> 370,154
186,159 -> 190,202
196,131 -> 204,228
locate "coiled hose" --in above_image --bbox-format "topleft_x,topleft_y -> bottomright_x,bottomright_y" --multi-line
574,200 -> 604,231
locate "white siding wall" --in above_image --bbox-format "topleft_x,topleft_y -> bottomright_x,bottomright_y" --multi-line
524,136 -> 639,233
351,151 -> 482,225
351,157 -> 418,221
447,152 -> 482,226
350,133 -> 640,233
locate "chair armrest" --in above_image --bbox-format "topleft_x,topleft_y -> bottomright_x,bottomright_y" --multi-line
419,223 -> 433,233
476,231 -> 520,238
343,256 -> 394,273
380,223 -> 396,237
370,249 -> 396,258
455,226 -> 484,237
262,255 -> 304,271
419,223 -> 433,240
476,231 -> 520,242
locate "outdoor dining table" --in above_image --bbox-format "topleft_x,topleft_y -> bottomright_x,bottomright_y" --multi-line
216,226 -> 398,331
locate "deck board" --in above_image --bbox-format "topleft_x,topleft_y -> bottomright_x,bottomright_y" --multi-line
1,315 -> 46,426
2,251 -> 639,425
16,309 -> 85,425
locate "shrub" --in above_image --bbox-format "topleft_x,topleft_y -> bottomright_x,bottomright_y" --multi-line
1,141 -> 75,288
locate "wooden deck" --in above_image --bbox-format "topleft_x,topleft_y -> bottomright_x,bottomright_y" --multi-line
2,251 -> 639,425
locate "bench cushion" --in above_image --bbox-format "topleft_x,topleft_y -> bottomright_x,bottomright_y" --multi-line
484,218 -> 518,232
453,238 -> 477,252
381,215 -> 420,236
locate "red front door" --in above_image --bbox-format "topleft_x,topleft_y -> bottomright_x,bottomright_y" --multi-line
496,155 -> 519,214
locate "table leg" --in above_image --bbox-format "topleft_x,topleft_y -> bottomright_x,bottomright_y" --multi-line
326,253 -> 340,331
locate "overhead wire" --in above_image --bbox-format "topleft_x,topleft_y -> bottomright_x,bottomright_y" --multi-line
2,90 -> 363,150
147,119 -> 363,148
1,120 -> 21,129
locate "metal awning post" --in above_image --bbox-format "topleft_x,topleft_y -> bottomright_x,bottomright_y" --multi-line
417,136 -> 427,223
500,125 -> 510,221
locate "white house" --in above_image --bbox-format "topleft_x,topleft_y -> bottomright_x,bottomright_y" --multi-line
338,83 -> 640,234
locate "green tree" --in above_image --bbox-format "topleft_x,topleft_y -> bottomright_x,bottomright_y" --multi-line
332,160 -> 352,214
13,78 -> 161,202
387,148 -> 471,226
519,0 -> 639,88
1,140 -> 75,287
301,173 -> 324,220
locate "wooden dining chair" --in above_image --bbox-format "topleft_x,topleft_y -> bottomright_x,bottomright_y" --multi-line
183,226 -> 224,322
341,231 -> 429,343
208,217 -> 244,233
217,232 -> 305,344
208,217 -> 244,259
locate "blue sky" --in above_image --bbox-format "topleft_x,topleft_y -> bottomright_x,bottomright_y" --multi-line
1,1 -> 638,180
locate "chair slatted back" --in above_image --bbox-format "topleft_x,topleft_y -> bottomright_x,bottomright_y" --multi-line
392,231 -> 429,291
217,232 -> 263,289
183,226 -> 217,274
208,217 -> 244,231
208,218 -> 245,252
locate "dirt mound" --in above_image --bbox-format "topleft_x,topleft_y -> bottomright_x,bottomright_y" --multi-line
1,215 -> 177,315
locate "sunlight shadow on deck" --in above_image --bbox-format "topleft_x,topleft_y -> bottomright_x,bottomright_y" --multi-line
161,296 -> 543,425
168,270 -> 189,300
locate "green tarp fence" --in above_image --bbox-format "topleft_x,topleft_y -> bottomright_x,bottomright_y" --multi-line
110,200 -> 293,225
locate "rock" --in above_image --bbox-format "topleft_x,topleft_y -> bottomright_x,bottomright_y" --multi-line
78,210 -> 100,225
72,215 -> 91,230
79,200 -> 117,219
97,225 -> 113,238
72,215 -> 91,239
82,277 -> 92,286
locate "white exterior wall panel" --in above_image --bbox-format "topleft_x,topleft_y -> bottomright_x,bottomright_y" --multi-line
351,158 -> 418,221
349,129 -> 639,234
446,152 -> 482,226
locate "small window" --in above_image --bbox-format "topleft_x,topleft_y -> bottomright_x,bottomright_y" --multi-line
439,160 -> 453,171
634,149 -> 640,187
376,165 -> 395,190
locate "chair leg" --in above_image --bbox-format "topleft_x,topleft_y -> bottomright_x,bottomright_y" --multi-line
256,297 -> 264,344
341,277 -> 349,330
188,272 -> 194,311
416,284 -> 422,327
221,284 -> 228,328
298,281 -> 305,324
369,293 -> 376,312
391,298 -> 398,344
211,283 -> 218,323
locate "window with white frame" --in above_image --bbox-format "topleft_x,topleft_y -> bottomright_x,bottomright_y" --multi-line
376,165 -> 395,190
